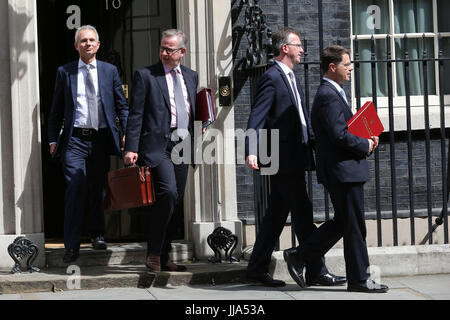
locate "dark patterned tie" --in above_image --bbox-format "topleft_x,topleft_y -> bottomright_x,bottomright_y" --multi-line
85,64 -> 99,130
171,68 -> 189,139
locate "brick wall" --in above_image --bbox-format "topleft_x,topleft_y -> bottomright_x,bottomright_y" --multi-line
232,0 -> 352,222
232,0 -> 448,224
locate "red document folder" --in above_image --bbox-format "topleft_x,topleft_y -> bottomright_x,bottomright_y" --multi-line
347,101 -> 384,139
196,88 -> 216,128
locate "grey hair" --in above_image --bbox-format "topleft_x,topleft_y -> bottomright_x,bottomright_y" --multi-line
75,25 -> 100,43
162,29 -> 187,48
272,27 -> 301,57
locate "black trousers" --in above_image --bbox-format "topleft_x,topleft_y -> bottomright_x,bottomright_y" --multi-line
297,182 -> 370,282
247,171 -> 328,280
145,140 -> 189,263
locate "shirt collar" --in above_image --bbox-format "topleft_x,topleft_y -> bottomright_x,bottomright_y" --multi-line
275,60 -> 294,77
163,63 -> 181,74
78,58 -> 97,69
323,77 -> 343,92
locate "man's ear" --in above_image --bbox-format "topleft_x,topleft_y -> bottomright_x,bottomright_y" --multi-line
329,63 -> 336,73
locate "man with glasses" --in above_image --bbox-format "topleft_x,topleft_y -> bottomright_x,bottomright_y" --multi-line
124,29 -> 198,272
48,25 -> 129,263
284,45 -> 388,293
245,27 -> 345,287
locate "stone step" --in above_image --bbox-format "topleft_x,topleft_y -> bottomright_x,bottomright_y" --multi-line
45,241 -> 194,268
0,262 -> 248,295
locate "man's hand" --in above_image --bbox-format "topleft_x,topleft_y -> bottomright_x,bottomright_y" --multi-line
368,136 -> 379,155
121,135 -> 126,152
124,151 -> 138,166
49,143 -> 57,156
371,136 -> 379,149
246,155 -> 259,170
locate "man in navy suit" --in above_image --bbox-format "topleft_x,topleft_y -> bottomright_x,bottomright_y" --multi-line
284,45 -> 388,293
48,25 -> 129,263
245,27 -> 346,287
124,29 -> 198,272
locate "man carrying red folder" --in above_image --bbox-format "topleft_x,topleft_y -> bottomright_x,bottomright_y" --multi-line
283,45 -> 389,293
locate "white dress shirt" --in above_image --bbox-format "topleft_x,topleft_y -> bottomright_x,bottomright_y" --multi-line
74,59 -> 107,129
275,60 -> 308,143
163,64 -> 192,128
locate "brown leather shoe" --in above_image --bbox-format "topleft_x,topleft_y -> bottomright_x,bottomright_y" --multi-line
161,260 -> 187,272
145,254 -> 161,272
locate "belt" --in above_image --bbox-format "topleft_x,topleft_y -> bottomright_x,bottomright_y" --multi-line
73,127 -> 107,138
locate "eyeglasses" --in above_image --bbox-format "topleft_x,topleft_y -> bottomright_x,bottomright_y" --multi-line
337,62 -> 353,69
160,47 -> 182,55
285,43 -> 303,49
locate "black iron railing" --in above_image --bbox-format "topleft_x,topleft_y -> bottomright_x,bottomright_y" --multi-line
250,34 -> 450,248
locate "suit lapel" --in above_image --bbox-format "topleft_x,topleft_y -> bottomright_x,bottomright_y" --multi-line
180,66 -> 196,118
69,62 -> 78,109
323,80 -> 352,112
274,63 -> 312,141
154,62 -> 171,112
275,64 -> 297,107
97,61 -> 105,102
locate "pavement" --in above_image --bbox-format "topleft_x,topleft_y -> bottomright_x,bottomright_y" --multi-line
1,276 -> 446,320
1,242 -> 450,313
1,273 -> 449,300
1,253 -> 449,318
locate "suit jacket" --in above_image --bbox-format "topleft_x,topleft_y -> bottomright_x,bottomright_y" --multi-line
124,61 -> 198,167
311,80 -> 370,186
245,63 -> 315,174
48,60 -> 129,156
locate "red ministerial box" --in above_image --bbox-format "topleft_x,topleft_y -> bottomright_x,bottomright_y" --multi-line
347,101 -> 384,139
196,88 -> 216,128
104,166 -> 155,212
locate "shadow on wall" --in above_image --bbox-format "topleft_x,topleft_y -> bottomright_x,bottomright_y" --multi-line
9,1 -> 34,81
6,1 -> 43,235
1,1 -> 14,235
216,4 -> 233,77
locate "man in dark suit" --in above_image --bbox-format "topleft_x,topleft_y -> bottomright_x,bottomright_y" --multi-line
283,45 -> 389,293
245,27 -> 346,287
124,29 -> 198,272
48,25 -> 129,263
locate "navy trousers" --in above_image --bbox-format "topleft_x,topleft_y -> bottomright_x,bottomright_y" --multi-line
297,182 -> 370,282
61,130 -> 110,250
145,140 -> 189,264
247,171 -> 328,280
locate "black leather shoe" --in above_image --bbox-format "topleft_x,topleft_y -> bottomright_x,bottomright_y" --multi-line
306,273 -> 347,286
92,235 -> 107,250
246,273 -> 286,287
63,249 -> 79,263
347,279 -> 389,293
283,248 -> 306,288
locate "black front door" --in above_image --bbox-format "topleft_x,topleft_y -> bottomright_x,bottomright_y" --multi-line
37,0 -> 177,240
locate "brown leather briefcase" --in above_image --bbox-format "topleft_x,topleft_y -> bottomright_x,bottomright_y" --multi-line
104,166 -> 155,212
